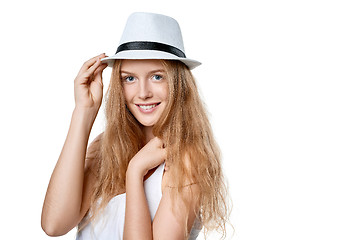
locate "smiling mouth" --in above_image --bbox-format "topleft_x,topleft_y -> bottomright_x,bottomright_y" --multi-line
136,103 -> 161,110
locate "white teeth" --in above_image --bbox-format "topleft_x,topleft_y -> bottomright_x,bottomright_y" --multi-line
139,104 -> 157,110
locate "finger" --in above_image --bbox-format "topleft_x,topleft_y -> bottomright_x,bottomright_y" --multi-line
93,63 -> 107,87
75,59 -> 101,86
94,62 -> 108,77
75,62 -> 105,87
87,54 -> 108,77
78,53 -> 106,75
151,137 -> 165,148
88,53 -> 107,77
160,147 -> 167,160
84,58 -> 102,78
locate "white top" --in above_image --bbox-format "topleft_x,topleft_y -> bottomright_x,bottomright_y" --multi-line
76,163 -> 202,240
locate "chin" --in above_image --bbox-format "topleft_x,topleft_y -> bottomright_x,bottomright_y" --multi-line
132,111 -> 162,127
138,119 -> 157,127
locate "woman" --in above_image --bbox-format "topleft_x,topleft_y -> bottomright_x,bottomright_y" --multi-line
41,12 -> 230,239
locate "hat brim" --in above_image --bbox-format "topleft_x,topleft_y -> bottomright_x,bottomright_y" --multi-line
101,50 -> 201,70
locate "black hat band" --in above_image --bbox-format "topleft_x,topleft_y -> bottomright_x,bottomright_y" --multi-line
116,41 -> 186,58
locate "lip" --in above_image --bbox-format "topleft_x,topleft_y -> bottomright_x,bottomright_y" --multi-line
136,102 -> 161,113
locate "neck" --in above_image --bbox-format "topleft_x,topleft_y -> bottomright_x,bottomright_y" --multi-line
143,126 -> 155,144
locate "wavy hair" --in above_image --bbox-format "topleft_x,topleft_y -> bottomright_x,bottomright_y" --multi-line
81,60 -> 230,238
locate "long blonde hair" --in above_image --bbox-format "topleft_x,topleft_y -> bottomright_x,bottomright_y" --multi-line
84,60 -> 230,238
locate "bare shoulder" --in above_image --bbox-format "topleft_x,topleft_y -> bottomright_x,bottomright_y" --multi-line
161,152 -> 200,195
154,153 -> 200,237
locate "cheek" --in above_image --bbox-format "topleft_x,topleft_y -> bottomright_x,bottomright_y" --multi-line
159,84 -> 169,101
123,85 -> 134,104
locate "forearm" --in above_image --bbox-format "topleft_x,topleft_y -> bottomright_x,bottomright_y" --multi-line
41,107 -> 96,234
123,170 -> 152,240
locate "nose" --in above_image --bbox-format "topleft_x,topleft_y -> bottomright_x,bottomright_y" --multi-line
138,79 -> 153,100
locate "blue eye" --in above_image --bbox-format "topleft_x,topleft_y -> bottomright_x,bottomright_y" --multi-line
152,75 -> 163,81
124,76 -> 135,82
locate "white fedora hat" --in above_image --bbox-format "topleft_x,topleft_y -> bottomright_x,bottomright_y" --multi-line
101,12 -> 201,70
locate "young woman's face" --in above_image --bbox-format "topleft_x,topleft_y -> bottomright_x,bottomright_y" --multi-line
121,59 -> 169,127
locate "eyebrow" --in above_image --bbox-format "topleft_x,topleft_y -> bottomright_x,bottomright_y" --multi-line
120,69 -> 166,75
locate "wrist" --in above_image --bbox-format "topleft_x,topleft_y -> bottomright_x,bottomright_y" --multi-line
72,107 -> 98,131
126,161 -> 146,181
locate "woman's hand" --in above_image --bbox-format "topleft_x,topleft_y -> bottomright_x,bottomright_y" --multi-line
127,137 -> 167,178
124,137 -> 166,238
74,53 -> 108,112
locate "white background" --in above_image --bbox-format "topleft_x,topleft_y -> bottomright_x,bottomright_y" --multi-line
1,0 -> 359,239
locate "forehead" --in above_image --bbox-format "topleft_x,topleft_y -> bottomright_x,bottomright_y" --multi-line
120,59 -> 165,73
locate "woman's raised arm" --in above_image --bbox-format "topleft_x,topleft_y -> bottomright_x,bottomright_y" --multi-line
41,54 -> 107,236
